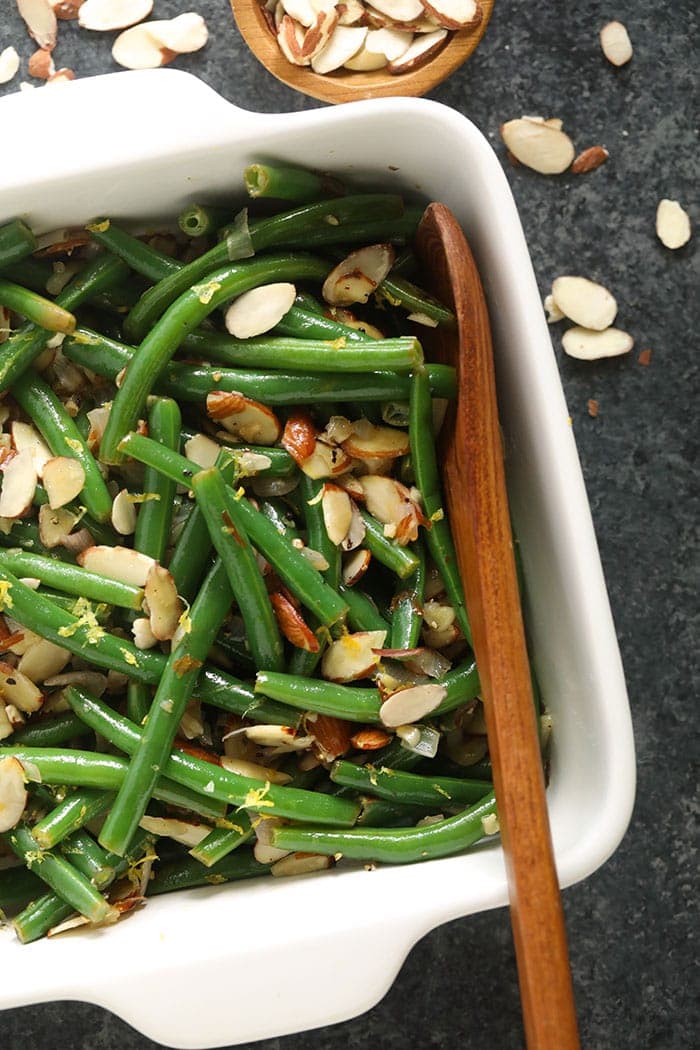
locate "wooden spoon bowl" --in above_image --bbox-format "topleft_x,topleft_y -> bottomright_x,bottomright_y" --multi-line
230,1 -> 495,104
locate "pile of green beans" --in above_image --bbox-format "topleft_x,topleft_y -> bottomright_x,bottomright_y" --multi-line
0,161 -> 522,945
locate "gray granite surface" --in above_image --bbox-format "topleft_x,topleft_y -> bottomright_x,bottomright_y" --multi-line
0,1 -> 697,1047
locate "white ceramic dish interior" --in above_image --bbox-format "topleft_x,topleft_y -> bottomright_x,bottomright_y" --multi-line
0,71 -> 635,1049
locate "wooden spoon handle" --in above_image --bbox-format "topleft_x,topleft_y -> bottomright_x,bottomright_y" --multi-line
416,204 -> 580,1049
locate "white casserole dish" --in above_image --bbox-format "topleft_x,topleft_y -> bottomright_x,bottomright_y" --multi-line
0,70 -> 635,1049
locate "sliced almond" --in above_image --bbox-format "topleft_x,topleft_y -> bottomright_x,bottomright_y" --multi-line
571,145 -> 609,174
500,118 -> 574,175
269,590 -> 319,651
277,14 -> 309,66
43,669 -> 108,694
349,727 -> 391,750
0,703 -> 15,741
340,499 -> 367,551
365,25 -> 413,58
0,46 -> 21,85
343,42 -> 388,71
11,421 -> 53,477
27,47 -> 55,79
0,449 -> 37,519
321,629 -> 386,683
280,0 -> 322,27
387,27 -> 447,72
17,638 -> 70,682
144,564 -> 183,642
342,547 -> 371,586
330,307 -> 384,339
86,404 -> 111,452
253,816 -> 291,864
37,504 -> 81,549
280,411 -> 318,466
379,682 -> 446,727
311,24 -> 367,73
132,616 -> 158,649
0,660 -> 44,713
270,851 -> 332,877
111,488 -> 137,536
77,545 -> 156,586
322,244 -> 395,307
206,391 -> 281,445
551,276 -> 617,331
244,724 -> 313,751
139,815 -> 210,848
656,199 -> 692,250
112,21 -> 177,69
421,0 -> 481,30
305,711 -> 354,761
155,12 -> 208,52
224,282 -> 296,339
321,483 -> 353,546
361,474 -> 414,529
368,0 -> 424,19
18,0 -> 58,48
342,418 -> 410,460
562,326 -> 634,361
221,755 -> 292,785
600,21 -> 632,66
52,1 -> 84,17
543,293 -> 565,324
300,437 -> 353,480
78,0 -> 153,31
0,756 -> 28,833
42,456 -> 85,509
183,432 -> 219,471
336,0 -> 365,25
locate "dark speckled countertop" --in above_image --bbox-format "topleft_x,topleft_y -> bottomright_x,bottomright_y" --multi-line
1,2 -> 697,1048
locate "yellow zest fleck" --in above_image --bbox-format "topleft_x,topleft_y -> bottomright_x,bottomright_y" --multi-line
192,280 -> 221,305
177,601 -> 192,635
87,219 -> 110,233
58,597 -> 105,643
120,647 -> 139,667
375,288 -> 402,308
239,781 -> 274,811
430,508 -> 444,523
159,699 -> 173,713
72,330 -> 99,345
127,492 -> 161,504
64,437 -> 83,453
323,214 -> 340,226
432,783 -> 452,800
330,337 -> 346,350
206,874 -> 227,884
234,486 -> 245,502
0,580 -> 14,611
173,655 -> 202,677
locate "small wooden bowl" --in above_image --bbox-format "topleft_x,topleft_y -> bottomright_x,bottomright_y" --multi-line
230,1 -> 495,104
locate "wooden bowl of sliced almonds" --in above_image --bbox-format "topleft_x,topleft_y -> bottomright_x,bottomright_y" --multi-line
231,0 -> 495,103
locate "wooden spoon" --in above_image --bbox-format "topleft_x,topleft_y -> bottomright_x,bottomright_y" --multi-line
416,203 -> 580,1049
230,1 -> 495,104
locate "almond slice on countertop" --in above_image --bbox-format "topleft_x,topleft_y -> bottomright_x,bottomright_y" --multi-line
139,815 -> 210,848
551,276 -> 617,331
11,421 -> 53,477
340,499 -> 366,551
0,47 -> 21,85
18,0 -> 58,48
368,0 -> 425,20
342,546 -> 371,586
27,47 -> 55,79
77,545 -> 156,586
380,682 -> 446,727
321,629 -> 386,683
0,449 -> 37,519
78,0 -> 153,31
500,118 -> 575,174
42,456 -> 85,509
154,11 -> 208,52
0,756 -> 28,833
52,0 -> 84,17
342,418 -> 410,460
387,28 -> 447,73
322,244 -> 395,306
144,564 -> 183,642
184,432 -> 220,470
0,661 -> 44,713
111,13 -> 208,69
17,638 -> 70,682
111,488 -> 137,536
206,391 -> 281,445
270,590 -> 320,651
571,145 -> 609,174
656,199 -> 692,249
543,293 -> 565,324
562,326 -> 634,360
270,852 -> 333,877
321,483 -> 353,546
224,283 -> 296,339
600,20 -> 632,66
421,0 -> 482,31
311,24 -> 367,73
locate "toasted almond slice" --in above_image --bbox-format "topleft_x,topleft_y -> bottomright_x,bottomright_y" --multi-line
305,711 -> 354,761
336,0 -> 365,24
11,421 -> 53,477
144,564 -> 183,642
365,25 -> 412,59
52,0 -> 84,17
244,724 -> 313,751
18,0 -> 58,48
270,590 -> 320,651
42,456 -> 86,509
253,816 -> 291,863
323,415 -> 354,444
656,199 -> 692,250
0,449 -> 37,519
139,815 -> 210,848
321,629 -> 386,683
543,293 -> 565,324
311,24 -> 367,73
369,0 -> 424,19
380,682 -> 446,727
158,11 -> 208,51
344,39 -> 387,69
600,20 -> 632,66
0,47 -> 21,85
77,545 -> 156,586
340,500 -> 367,552
0,703 -> 14,741
300,438 -> 353,479
206,391 -> 281,445
86,404 -> 111,452
224,283 -> 296,339
299,6 -> 340,59
387,27 -> 446,72
277,14 -> 309,65
0,756 -> 28,833
571,145 -> 609,174
562,326 -> 634,361
221,755 -> 292,785
17,638 -> 70,682
27,46 -> 55,78
281,0 -> 321,27
111,488 -> 137,536
322,244 -> 395,306
350,727 -> 392,750
37,504 -> 81,549
500,118 -> 574,174
58,526 -> 94,554
421,0 -> 481,30
342,418 -> 410,460
321,483 -> 353,546
360,474 -> 413,526
179,697 -> 204,740
112,21 -> 176,68
184,432 -> 220,470
271,851 -> 332,877
551,276 -> 617,331
342,546 -> 371,586
281,411 -> 318,465
0,660 -> 44,713
132,616 -> 158,649
78,0 -> 153,31
330,307 -> 384,339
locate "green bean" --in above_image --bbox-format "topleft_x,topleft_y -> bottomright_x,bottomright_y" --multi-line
244,163 -> 344,201
11,371 -> 113,523
0,278 -> 76,333
147,849 -> 268,896
59,829 -> 114,889
133,397 -> 181,563
194,666 -> 297,725
192,469 -> 284,672
367,736 -> 425,772
0,549 -> 144,609
379,273 -> 455,325
101,253 -> 329,463
32,787 -> 115,850
125,196 -> 402,342
358,509 -> 421,579
274,303 -> 368,343
188,814 -> 253,867
273,209 -> 422,252
65,688 -> 360,827
259,499 -> 301,540
86,219 -> 179,281
272,790 -> 496,864
337,582 -> 389,634
299,475 -> 340,589
5,712 -> 91,749
355,797 -> 429,828
98,558 -> 234,855
0,218 -> 37,270
126,682 -> 150,726
409,369 -> 472,645
2,824 -> 117,924
389,539 -> 426,649
331,760 -> 492,809
0,864 -> 44,915
178,204 -> 232,238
